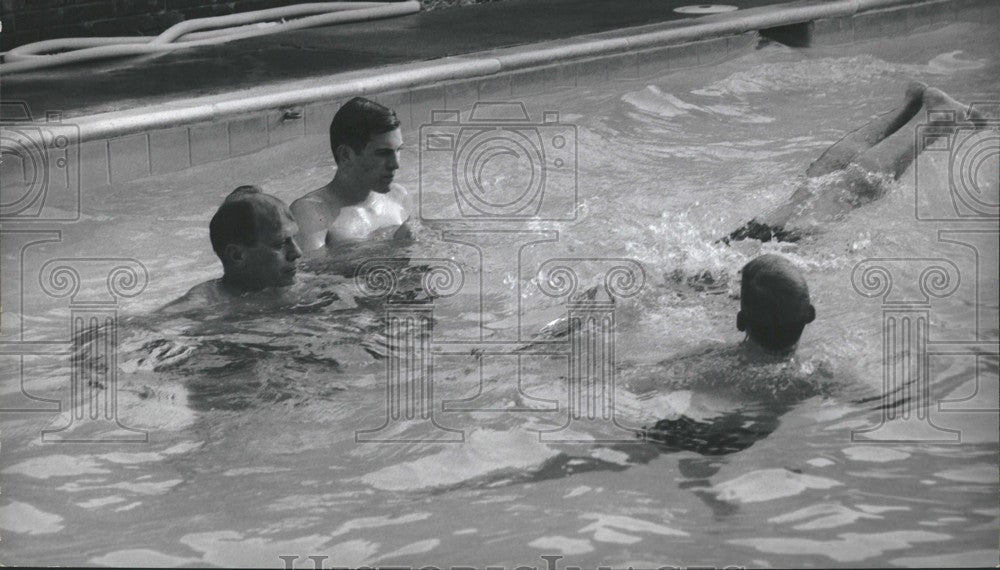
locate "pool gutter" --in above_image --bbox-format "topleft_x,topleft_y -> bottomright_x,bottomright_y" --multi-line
7,0 -> 995,190
68,0 -> 989,141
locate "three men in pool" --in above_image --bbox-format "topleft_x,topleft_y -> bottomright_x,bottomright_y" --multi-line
179,86 -> 969,328
291,97 -> 412,251
727,82 -> 987,243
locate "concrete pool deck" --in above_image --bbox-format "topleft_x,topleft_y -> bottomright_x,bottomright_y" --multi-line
0,0 -> 995,197
4,0 -> 792,118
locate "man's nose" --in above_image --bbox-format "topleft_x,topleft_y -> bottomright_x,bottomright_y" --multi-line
387,151 -> 400,171
288,239 -> 303,261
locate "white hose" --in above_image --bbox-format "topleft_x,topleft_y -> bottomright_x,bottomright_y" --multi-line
1,1 -> 420,75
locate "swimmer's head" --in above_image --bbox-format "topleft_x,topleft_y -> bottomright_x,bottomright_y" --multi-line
736,254 -> 816,353
209,186 -> 302,291
329,97 -> 401,165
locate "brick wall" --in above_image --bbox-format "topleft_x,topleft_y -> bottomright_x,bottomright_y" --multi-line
0,0 -> 391,50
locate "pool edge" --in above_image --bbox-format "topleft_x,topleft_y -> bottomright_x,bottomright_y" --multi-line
3,0 -> 996,190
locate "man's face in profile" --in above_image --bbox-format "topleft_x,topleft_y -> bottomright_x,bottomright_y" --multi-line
355,128 -> 403,193
242,208 -> 302,288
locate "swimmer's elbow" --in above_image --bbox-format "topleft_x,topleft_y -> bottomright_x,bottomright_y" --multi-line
295,229 -> 326,253
393,222 -> 413,241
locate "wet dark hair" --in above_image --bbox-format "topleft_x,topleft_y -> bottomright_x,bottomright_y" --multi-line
208,186 -> 274,260
737,254 -> 816,352
329,97 -> 400,163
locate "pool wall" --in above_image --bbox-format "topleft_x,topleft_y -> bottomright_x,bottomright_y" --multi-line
3,0 -> 997,203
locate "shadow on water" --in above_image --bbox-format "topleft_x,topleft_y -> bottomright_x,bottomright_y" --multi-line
102,254 -> 457,413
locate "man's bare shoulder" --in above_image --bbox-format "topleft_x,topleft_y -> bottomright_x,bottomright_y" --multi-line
291,187 -> 333,213
158,279 -> 226,314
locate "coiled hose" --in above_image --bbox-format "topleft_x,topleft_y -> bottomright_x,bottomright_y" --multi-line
1,1 -> 420,75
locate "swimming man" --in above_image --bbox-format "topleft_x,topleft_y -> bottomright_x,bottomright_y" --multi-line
291,97 -> 412,251
641,253 -> 820,454
727,83 -> 987,242
161,186 -> 303,311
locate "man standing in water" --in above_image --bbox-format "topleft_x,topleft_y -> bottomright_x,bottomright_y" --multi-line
727,83 -> 988,242
160,186 -> 303,311
292,97 -> 412,251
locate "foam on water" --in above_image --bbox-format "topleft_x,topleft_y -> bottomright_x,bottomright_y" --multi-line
623,84 -> 775,124
919,50 -> 988,74
769,503 -> 883,530
934,465 -> 996,484
693,53 -> 945,98
179,532 -> 378,568
712,468 -> 841,503
377,539 -> 441,562
89,549 -> 200,567
330,513 -> 432,537
4,455 -> 110,479
579,513 -> 689,541
358,429 -> 558,491
842,446 -> 911,463
890,549 -> 999,567
729,530 -> 952,563
527,535 -> 594,555
0,502 -> 65,535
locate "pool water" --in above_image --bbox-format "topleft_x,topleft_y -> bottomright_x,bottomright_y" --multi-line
2,22 -> 998,567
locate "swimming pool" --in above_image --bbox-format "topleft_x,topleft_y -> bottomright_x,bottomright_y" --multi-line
1,19 -> 998,568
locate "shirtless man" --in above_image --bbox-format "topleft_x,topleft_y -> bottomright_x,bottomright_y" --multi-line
160,186 -> 302,311
727,83 -> 987,243
291,97 -> 412,251
735,254 -> 816,354
642,254 -> 819,454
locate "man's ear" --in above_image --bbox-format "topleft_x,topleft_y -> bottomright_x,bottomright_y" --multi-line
224,243 -> 245,267
335,144 -> 355,165
736,311 -> 746,332
803,304 -> 816,324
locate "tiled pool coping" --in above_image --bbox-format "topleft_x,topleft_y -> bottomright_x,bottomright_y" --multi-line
4,0 -> 997,194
